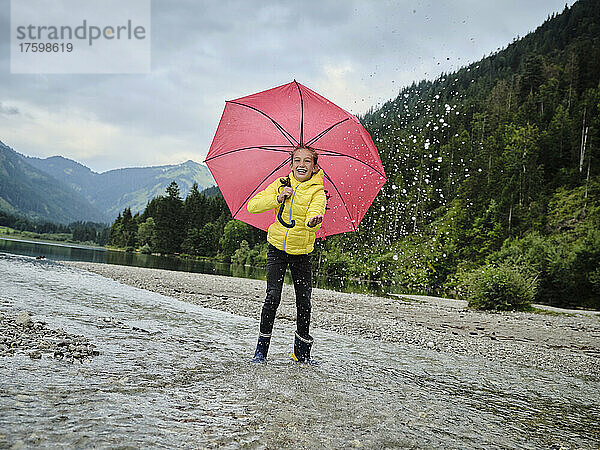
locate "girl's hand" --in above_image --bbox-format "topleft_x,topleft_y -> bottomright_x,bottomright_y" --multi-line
277,187 -> 293,203
307,215 -> 323,228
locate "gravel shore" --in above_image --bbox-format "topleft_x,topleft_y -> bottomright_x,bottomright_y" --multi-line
1,311 -> 100,362
62,261 -> 600,380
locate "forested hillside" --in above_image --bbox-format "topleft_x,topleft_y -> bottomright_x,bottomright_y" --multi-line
0,142 -> 107,224
322,0 -> 599,308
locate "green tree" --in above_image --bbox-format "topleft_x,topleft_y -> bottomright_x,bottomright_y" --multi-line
72,223 -> 96,242
109,212 -> 123,246
120,208 -> 138,249
232,240 -> 259,265
137,217 -> 155,248
198,222 -> 220,256
467,200 -> 505,260
501,123 -> 542,233
184,182 -> 208,230
152,182 -> 185,254
181,227 -> 201,256
219,220 -> 254,259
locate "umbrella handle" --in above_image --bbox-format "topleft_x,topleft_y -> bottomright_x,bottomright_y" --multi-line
277,201 -> 295,228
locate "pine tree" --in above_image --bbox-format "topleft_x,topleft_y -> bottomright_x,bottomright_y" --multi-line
152,182 -> 185,254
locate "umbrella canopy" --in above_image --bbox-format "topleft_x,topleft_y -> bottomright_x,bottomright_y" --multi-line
204,80 -> 386,238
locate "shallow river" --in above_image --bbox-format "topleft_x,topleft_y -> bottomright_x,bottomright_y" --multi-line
1,253 -> 599,448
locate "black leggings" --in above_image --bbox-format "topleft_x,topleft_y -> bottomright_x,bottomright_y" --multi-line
260,244 -> 312,339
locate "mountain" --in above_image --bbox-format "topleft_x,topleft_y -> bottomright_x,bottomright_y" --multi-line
200,185 -> 223,198
0,141 -> 107,224
324,0 -> 599,308
25,155 -> 215,220
0,140 -> 216,224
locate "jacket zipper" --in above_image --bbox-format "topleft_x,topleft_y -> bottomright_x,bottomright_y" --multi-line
283,184 -> 299,251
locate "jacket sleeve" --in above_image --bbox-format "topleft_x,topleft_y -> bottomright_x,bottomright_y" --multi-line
247,179 -> 282,214
306,187 -> 327,232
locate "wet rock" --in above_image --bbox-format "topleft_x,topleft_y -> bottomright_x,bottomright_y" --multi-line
1,310 -> 99,363
15,312 -> 33,327
132,326 -> 150,333
10,439 -> 26,450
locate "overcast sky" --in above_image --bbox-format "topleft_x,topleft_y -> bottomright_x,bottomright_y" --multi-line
0,0 -> 576,173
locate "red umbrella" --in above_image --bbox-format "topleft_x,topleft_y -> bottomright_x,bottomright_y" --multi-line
204,80 -> 386,237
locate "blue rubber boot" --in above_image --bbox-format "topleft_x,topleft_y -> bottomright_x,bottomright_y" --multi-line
251,334 -> 271,364
291,331 -> 314,363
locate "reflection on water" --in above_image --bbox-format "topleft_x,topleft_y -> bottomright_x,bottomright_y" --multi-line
0,236 -> 267,278
1,253 -> 599,448
0,238 -> 385,295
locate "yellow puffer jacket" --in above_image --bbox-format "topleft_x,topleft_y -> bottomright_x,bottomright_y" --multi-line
247,169 -> 326,255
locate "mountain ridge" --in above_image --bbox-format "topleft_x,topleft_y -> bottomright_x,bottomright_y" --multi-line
0,141 -> 108,223
1,142 -> 215,223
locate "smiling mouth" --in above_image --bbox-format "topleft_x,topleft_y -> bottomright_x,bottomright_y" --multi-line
296,167 -> 307,174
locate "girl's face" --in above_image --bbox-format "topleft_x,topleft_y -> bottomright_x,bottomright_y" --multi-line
291,148 -> 317,182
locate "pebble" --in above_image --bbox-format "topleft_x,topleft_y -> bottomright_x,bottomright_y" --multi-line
10,440 -> 25,450
0,311 -> 100,363
15,312 -> 33,327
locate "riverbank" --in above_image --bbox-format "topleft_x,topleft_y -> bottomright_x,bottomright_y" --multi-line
0,236 -> 106,250
62,261 -> 600,380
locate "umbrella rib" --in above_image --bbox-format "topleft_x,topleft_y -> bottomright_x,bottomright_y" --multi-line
204,146 -> 295,163
232,156 -> 292,218
228,101 -> 299,147
294,80 -> 304,146
305,118 -> 350,148
312,147 -> 387,180
322,170 -> 357,232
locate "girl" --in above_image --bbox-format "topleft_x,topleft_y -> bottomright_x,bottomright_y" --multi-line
247,147 -> 326,363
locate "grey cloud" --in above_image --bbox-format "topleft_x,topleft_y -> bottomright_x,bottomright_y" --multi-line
0,0 -> 577,171
0,101 -> 19,115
